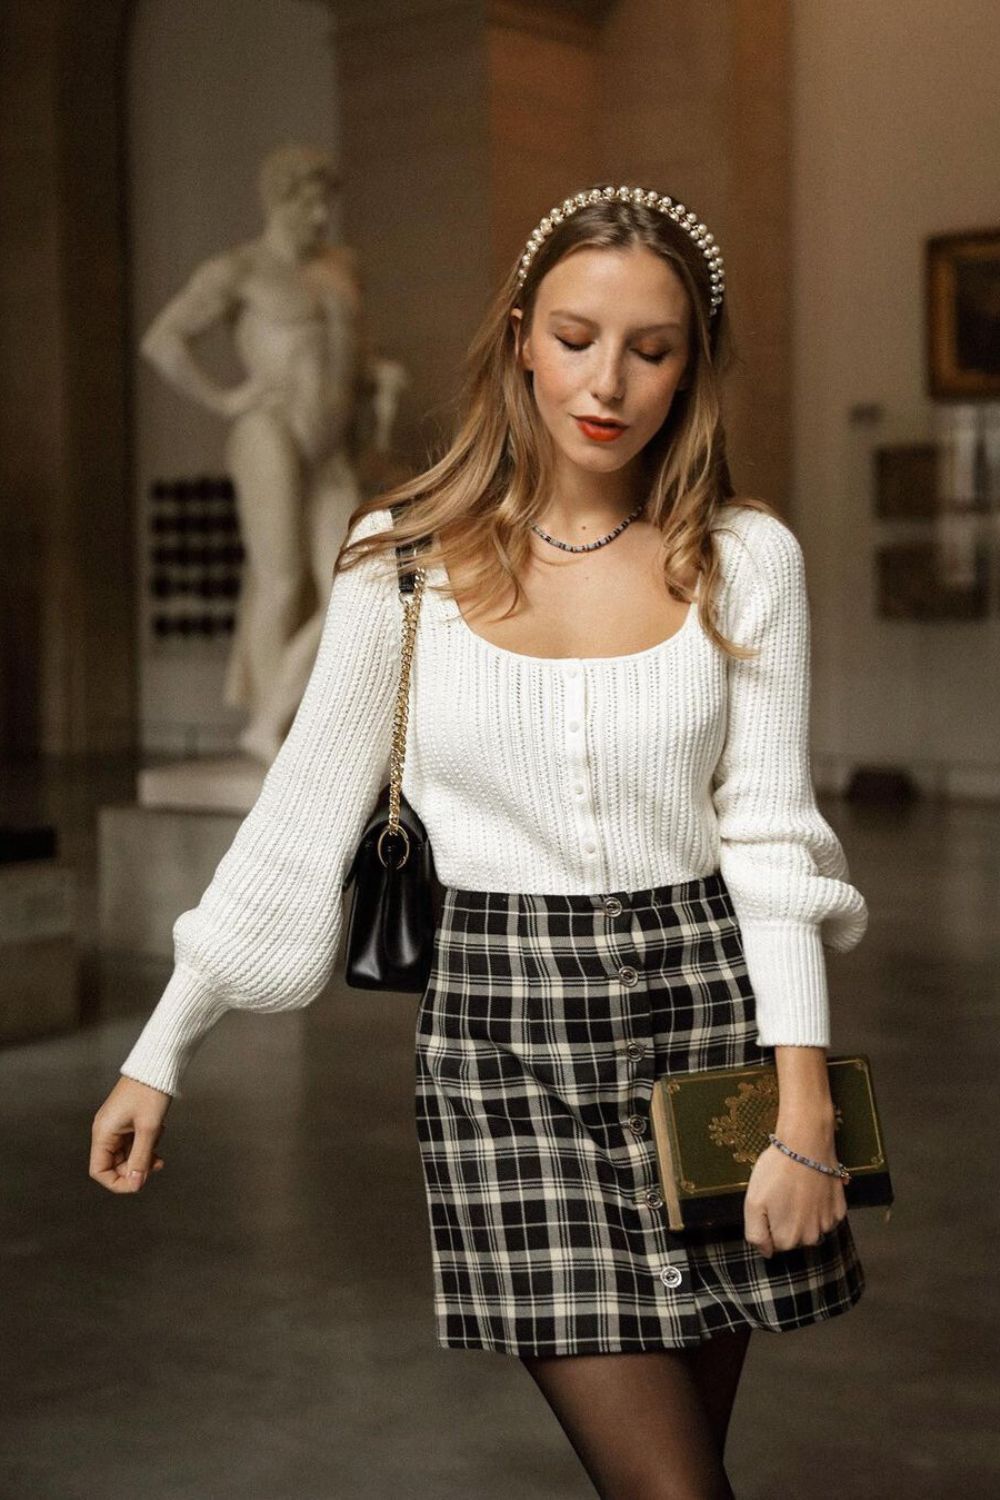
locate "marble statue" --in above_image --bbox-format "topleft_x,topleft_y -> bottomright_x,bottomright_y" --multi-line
141,142 -> 408,765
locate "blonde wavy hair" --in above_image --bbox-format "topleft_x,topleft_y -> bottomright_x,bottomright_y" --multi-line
335,184 -> 784,659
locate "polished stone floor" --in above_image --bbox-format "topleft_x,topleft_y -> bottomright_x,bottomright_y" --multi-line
0,755 -> 997,1498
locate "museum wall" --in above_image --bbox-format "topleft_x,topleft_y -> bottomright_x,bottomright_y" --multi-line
792,0 -> 1000,797
127,0 -> 341,752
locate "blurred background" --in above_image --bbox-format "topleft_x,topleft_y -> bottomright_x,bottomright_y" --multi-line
1,1 -> 998,1496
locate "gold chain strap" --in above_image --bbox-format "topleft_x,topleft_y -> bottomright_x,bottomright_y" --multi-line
377,564 -> 426,870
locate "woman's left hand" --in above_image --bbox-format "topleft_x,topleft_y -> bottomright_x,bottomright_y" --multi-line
743,1118 -> 847,1257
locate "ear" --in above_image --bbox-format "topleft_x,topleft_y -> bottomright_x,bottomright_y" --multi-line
510,308 -> 533,371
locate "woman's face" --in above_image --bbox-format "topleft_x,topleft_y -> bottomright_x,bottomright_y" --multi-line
512,243 -> 692,484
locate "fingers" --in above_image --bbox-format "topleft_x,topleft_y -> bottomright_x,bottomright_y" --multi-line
125,1118 -> 161,1177
90,1123 -> 166,1193
90,1088 -> 169,1194
88,1119 -> 126,1189
745,1202 -> 846,1255
744,1149 -> 849,1254
744,1201 -> 774,1259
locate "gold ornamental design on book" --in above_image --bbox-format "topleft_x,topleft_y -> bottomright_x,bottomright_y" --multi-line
703,1074 -> 846,1170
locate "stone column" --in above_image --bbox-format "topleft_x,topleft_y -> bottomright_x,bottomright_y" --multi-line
597,0 -> 793,513
332,0 -> 614,461
0,0 -> 135,755
484,2 -> 615,280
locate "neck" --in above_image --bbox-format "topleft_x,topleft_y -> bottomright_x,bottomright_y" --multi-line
537,453 -> 646,538
261,219 -> 307,266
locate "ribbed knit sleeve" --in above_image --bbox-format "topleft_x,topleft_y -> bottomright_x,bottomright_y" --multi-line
711,510 -> 868,1048
118,507 -> 401,1097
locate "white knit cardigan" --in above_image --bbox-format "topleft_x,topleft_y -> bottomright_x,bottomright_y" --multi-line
120,501 -> 868,1097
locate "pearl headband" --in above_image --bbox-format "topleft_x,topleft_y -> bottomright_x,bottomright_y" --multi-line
516,183 -> 725,317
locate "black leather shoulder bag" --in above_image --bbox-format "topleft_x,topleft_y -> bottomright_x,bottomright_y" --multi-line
341,502 -> 444,990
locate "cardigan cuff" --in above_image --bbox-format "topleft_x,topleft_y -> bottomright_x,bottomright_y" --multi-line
119,962 -> 231,1099
737,918 -> 831,1048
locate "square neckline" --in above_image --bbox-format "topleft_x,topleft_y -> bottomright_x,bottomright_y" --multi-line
425,560 -> 701,667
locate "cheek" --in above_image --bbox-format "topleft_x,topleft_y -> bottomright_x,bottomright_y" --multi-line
638,370 -> 683,422
529,348 -> 578,409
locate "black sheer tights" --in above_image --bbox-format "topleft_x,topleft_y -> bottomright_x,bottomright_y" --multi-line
518,1326 -> 752,1500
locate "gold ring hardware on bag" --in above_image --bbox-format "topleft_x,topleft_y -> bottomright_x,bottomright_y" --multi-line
377,823 -> 411,868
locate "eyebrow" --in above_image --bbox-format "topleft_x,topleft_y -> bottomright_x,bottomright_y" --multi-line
546,309 -> 684,334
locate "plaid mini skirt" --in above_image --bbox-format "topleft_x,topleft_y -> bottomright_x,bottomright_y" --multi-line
413,869 -> 865,1357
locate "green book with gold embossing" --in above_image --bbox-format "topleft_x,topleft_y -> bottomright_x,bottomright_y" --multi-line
649,1054 -> 894,1233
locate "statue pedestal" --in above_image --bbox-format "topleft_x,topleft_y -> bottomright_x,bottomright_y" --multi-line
138,754 -> 266,814
100,755 -> 268,959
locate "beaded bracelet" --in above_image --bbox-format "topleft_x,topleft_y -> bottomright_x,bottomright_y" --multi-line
767,1132 -> 852,1183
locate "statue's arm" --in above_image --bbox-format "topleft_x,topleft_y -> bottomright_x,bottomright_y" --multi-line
140,252 -> 248,417
340,246 -> 408,453
340,246 -> 376,389
368,357 -> 409,453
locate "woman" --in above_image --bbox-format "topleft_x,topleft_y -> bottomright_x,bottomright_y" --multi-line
92,184 -> 869,1499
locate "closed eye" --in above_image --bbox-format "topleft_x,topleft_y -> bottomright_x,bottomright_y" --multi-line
555,335 -> 670,365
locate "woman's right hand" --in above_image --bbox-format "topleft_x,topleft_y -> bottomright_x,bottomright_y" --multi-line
89,1076 -> 171,1193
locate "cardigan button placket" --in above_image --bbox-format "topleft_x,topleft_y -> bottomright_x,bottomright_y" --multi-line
564,664 -> 601,869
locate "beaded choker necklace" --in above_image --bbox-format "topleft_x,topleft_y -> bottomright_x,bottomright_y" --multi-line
531,497 -> 648,554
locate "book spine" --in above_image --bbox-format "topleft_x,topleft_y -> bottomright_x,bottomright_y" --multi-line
650,1080 -> 685,1231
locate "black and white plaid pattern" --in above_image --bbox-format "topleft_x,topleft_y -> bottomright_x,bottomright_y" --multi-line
414,869 -> 865,1355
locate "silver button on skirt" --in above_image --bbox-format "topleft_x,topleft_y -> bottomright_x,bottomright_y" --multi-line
413,869 -> 865,1356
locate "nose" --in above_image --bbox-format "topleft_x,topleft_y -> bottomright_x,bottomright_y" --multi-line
589,344 -> 626,405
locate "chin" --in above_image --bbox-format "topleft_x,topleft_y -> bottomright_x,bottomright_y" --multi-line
582,453 -> 633,473
559,441 -> 642,473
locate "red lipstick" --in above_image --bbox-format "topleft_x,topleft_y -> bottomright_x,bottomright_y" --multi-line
573,415 -> 629,443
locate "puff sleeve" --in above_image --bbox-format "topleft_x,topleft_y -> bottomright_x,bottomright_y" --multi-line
118,507 -> 401,1097
710,510 -> 869,1047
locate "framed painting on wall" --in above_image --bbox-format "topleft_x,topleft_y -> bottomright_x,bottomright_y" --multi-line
873,443 -> 939,520
875,541 -> 989,621
926,228 -> 1000,400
